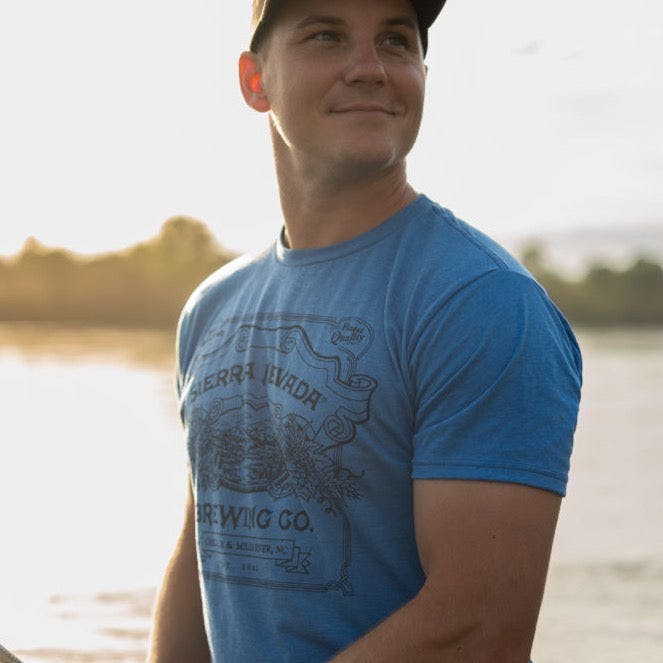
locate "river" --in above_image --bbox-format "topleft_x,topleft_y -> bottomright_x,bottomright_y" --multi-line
1,323 -> 661,662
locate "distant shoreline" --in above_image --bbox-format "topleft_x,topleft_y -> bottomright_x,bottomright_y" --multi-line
1,218 -> 662,327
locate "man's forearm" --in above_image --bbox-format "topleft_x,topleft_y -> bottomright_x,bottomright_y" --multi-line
147,483 -> 210,663
147,542 -> 210,663
330,583 -> 532,663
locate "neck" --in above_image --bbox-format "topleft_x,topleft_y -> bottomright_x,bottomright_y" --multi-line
272,133 -> 418,250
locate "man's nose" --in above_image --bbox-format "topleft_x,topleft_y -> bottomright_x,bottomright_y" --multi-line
342,43 -> 387,86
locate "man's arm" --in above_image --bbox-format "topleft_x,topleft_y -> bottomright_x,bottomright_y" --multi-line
147,479 -> 210,663
332,479 -> 561,662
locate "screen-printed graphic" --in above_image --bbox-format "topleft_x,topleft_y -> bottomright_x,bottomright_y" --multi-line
185,314 -> 377,595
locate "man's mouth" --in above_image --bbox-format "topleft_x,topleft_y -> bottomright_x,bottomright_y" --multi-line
331,104 -> 395,115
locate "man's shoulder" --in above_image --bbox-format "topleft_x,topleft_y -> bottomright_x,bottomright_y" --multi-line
394,196 -> 536,304
175,244 -> 274,357
182,244 -> 273,315
396,197 -> 582,368
405,197 -> 525,275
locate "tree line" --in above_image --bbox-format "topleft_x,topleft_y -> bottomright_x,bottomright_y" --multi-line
0,216 -> 235,328
1,218 -> 661,328
521,245 -> 663,326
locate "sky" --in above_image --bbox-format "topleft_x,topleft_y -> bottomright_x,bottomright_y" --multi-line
0,0 -> 661,258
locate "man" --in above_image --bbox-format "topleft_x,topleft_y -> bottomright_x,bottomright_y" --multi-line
149,0 -> 582,661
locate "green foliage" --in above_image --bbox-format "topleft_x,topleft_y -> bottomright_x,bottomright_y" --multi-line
1,227 -> 661,328
521,244 -> 663,326
0,216 -> 236,329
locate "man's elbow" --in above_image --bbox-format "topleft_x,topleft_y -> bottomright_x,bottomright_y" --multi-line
432,621 -> 534,663
474,623 -> 536,663
416,583 -> 535,662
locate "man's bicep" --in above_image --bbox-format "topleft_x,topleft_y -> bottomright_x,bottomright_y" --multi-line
413,479 -> 561,654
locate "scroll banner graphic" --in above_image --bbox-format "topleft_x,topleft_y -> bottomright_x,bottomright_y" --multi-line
237,322 -> 376,444
188,318 -> 377,447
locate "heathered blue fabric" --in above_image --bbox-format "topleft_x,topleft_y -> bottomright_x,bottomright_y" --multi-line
176,195 -> 582,661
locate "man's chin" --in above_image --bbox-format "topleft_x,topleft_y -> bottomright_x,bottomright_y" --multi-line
326,149 -> 404,182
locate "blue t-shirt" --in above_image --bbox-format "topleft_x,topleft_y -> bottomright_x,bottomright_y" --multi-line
176,195 -> 582,661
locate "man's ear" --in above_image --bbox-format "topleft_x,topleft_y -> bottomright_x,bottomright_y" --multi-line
239,51 -> 270,113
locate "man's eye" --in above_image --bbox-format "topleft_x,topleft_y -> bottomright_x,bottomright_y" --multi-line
311,31 -> 340,42
383,33 -> 409,48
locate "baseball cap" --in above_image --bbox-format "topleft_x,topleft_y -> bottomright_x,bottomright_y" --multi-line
250,0 -> 447,55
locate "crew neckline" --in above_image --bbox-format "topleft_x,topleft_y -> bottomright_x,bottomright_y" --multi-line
274,194 -> 431,266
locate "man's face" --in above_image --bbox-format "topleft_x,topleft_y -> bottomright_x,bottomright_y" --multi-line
256,0 -> 427,183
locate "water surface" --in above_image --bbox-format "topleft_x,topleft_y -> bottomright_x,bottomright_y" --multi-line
1,324 -> 661,662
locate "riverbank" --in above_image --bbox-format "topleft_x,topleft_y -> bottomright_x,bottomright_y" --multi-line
1,219 -> 662,328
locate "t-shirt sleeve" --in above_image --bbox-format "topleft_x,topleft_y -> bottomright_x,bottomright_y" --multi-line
409,269 -> 582,496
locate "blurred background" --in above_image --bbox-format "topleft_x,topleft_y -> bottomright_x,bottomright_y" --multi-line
1,1 -> 661,661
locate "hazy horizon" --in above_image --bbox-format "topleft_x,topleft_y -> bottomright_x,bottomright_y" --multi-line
3,213 -> 661,280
